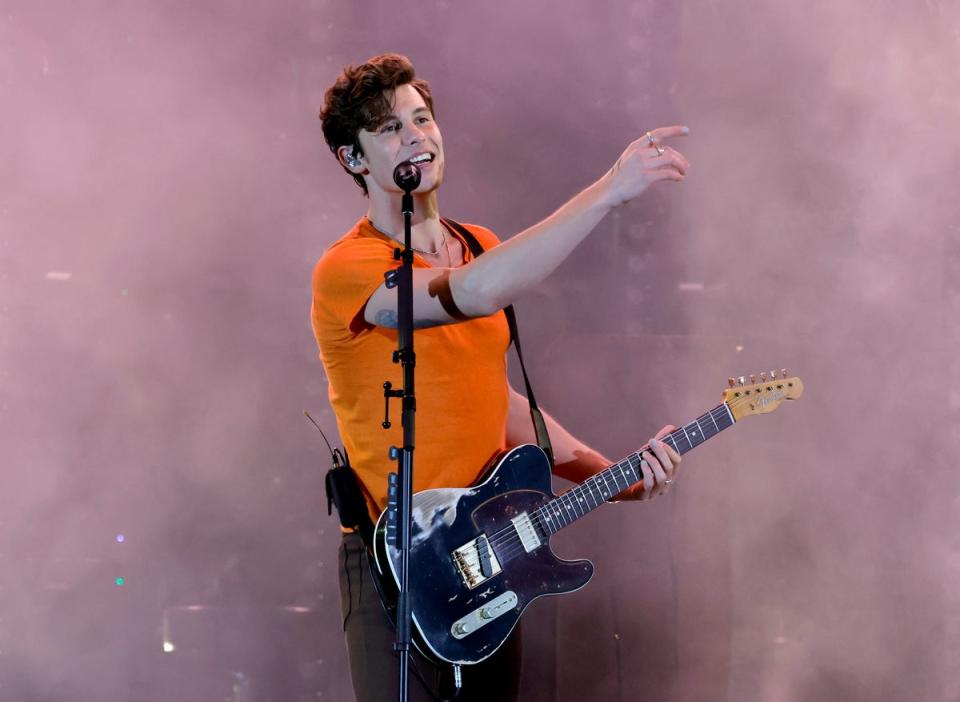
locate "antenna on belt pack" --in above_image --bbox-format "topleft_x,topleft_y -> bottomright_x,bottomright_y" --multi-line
304,410 -> 373,544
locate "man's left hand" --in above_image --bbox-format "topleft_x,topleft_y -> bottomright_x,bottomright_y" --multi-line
614,425 -> 682,501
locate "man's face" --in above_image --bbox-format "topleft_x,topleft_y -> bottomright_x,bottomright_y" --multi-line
354,83 -> 444,197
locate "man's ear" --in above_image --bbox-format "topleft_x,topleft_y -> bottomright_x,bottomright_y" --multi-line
337,145 -> 366,173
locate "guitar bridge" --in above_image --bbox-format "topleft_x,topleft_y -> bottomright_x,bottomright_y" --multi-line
452,534 -> 502,589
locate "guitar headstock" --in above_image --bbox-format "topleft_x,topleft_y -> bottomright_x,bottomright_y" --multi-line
723,369 -> 803,421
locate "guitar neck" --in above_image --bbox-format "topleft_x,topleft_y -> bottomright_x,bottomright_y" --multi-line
534,402 -> 736,536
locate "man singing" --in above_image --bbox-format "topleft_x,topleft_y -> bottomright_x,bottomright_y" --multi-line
312,53 -> 688,702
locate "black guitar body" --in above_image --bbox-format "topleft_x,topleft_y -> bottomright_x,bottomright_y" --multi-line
372,444 -> 594,665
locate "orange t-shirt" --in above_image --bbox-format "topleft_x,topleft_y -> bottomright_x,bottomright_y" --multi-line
311,217 -> 511,521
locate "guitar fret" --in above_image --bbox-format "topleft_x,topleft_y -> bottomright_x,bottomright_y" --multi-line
599,473 -> 613,501
575,485 -> 589,514
723,402 -> 735,425
612,467 -> 626,497
693,419 -> 705,442
547,502 -> 563,530
533,403 -> 737,537
708,409 -> 720,433
533,512 -> 550,541
567,488 -> 581,518
575,485 -> 588,514
586,477 -> 601,507
566,490 -> 581,519
608,467 -> 623,496
664,434 -> 680,454
701,417 -> 713,438
688,421 -> 704,446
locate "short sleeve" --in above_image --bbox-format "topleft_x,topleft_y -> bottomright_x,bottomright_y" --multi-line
312,235 -> 396,335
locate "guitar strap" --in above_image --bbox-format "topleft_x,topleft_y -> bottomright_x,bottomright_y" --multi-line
441,217 -> 555,467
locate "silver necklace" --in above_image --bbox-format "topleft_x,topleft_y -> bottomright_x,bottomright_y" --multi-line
367,217 -> 449,257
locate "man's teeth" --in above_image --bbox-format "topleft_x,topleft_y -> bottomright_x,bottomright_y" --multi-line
409,154 -> 433,164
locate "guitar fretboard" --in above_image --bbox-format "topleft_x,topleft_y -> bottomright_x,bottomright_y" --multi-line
533,402 -> 735,537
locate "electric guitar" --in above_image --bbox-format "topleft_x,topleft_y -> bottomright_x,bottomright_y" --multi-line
372,371 -> 804,665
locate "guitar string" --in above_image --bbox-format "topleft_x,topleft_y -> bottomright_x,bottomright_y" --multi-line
483,391 -> 789,563
483,404 -> 721,555
482,451 -> 646,554
481,404 -> 732,559
487,404 -> 738,564
480,402 -> 738,559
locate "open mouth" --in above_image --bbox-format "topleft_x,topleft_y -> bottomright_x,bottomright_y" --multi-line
408,152 -> 435,166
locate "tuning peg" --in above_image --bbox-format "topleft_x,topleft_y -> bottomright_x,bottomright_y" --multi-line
760,372 -> 767,382
770,369 -> 777,380
728,377 -> 736,388
749,373 -> 756,384
781,368 -> 788,379
738,376 -> 746,386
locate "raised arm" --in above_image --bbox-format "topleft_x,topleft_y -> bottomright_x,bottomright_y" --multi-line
364,126 -> 690,328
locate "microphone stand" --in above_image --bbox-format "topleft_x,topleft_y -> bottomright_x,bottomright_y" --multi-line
383,161 -> 422,702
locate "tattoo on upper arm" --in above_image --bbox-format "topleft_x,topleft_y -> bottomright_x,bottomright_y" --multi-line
374,309 -> 398,328
372,271 -> 471,330
374,308 -> 444,330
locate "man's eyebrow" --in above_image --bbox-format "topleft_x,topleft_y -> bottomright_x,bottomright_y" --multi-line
370,107 -> 431,131
382,107 -> 431,121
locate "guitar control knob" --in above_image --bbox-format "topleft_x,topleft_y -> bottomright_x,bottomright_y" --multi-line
479,608 -> 492,620
454,622 -> 469,635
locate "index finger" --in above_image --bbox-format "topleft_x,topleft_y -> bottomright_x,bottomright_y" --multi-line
654,425 -> 682,460
654,424 -> 676,440
646,125 -> 690,143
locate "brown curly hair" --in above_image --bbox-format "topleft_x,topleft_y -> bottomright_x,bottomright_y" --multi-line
319,53 -> 435,196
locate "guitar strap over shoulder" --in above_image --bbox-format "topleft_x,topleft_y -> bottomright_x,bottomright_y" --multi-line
441,217 -> 555,468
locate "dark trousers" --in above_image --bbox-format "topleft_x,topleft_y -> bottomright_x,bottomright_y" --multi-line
338,532 -> 523,702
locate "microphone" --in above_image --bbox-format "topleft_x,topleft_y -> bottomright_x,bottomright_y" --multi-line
393,161 -> 422,193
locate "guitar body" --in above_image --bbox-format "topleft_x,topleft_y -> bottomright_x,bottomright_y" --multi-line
372,444 -> 594,665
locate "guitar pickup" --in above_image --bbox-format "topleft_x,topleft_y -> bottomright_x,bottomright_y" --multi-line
452,536 -> 502,589
476,534 -> 494,577
510,512 -> 542,553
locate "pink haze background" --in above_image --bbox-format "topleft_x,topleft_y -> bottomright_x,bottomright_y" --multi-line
2,0 -> 958,699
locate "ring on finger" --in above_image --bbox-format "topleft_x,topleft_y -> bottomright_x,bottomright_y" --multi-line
655,144 -> 665,156
646,131 -> 656,146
